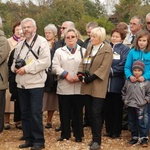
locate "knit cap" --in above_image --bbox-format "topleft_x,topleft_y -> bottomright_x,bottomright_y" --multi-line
132,60 -> 145,72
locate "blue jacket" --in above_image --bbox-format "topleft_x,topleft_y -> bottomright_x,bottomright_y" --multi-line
124,48 -> 150,81
108,43 -> 130,93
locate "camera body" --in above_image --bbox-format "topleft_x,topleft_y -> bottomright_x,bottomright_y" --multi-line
15,59 -> 26,69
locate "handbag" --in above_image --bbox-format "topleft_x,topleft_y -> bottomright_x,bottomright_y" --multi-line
44,67 -> 57,92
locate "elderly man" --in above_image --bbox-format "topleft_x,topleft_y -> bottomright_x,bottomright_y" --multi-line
0,16 -> 11,133
11,18 -> 50,150
123,16 -> 143,48
145,13 -> 150,33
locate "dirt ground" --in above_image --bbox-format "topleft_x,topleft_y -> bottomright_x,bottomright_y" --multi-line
0,112 -> 149,150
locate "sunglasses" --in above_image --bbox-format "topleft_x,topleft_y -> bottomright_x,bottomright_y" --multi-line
61,27 -> 67,30
66,36 -> 76,39
146,22 -> 150,25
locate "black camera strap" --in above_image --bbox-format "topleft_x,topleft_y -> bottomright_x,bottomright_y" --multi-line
16,34 -> 38,60
24,34 -> 39,59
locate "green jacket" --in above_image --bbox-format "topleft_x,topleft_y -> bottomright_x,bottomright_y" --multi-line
0,30 -> 11,90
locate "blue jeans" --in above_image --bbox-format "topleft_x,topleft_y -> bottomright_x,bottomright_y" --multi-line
128,106 -> 148,139
18,88 -> 45,146
147,103 -> 150,134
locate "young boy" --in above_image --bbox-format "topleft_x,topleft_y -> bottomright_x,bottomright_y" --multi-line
122,60 -> 150,147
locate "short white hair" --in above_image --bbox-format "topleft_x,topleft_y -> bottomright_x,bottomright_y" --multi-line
91,27 -> 106,42
44,24 -> 57,35
21,18 -> 36,27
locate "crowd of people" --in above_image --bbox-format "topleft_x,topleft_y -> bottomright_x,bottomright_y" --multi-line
0,12 -> 150,150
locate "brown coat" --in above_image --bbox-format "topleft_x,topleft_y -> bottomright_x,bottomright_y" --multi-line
78,42 -> 113,98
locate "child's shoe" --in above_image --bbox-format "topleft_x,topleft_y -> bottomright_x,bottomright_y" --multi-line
141,138 -> 148,147
128,138 -> 138,144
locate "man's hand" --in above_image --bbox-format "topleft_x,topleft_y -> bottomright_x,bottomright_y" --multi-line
15,67 -> 26,75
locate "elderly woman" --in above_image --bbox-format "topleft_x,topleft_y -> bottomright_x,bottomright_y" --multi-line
52,28 -> 86,142
77,27 -> 113,150
43,24 -> 58,129
5,22 -> 22,130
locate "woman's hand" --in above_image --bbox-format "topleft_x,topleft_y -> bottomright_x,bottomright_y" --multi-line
130,76 -> 137,82
66,74 -> 75,83
137,76 -> 145,82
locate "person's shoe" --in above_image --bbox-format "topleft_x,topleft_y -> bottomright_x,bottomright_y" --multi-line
111,134 -> 120,139
103,133 -> 112,137
30,145 -> 45,150
83,122 -> 91,127
90,142 -> 100,150
141,138 -> 148,147
55,126 -> 61,132
15,122 -> 22,130
4,122 -> 11,130
75,137 -> 82,142
57,137 -> 69,141
19,136 -> 25,141
128,138 -> 138,144
45,123 -> 52,129
19,141 -> 33,148
88,141 -> 94,146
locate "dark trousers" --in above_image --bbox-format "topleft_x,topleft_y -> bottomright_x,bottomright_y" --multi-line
104,92 -> 123,136
128,106 -> 148,138
58,94 -> 83,139
0,90 -> 6,133
86,95 -> 104,145
18,88 -> 45,146
14,96 -> 21,122
83,95 -> 92,125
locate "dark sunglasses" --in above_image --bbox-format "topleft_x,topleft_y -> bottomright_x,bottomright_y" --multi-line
61,27 -> 67,30
66,36 -> 76,39
146,22 -> 150,25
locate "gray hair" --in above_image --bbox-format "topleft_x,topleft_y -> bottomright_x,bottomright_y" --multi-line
21,18 -> 36,27
0,16 -> 2,29
91,27 -> 106,42
130,16 -> 143,26
44,24 -> 57,35
64,28 -> 78,38
86,22 -> 98,29
63,21 -> 75,28
146,13 -> 150,19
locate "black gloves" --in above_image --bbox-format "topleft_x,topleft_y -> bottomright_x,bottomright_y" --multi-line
77,72 -> 84,81
84,74 -> 98,84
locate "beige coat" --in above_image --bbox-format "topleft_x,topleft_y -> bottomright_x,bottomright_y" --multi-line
52,45 -> 86,95
78,42 -> 113,98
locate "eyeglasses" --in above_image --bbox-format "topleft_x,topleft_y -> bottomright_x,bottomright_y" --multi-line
66,36 -> 76,39
61,27 -> 67,30
146,22 -> 150,25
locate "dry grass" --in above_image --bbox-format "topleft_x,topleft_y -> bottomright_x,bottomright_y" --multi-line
0,112 -> 149,150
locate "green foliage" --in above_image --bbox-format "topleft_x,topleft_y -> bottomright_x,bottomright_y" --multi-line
96,17 -> 115,34
0,0 -> 109,37
114,0 -> 150,23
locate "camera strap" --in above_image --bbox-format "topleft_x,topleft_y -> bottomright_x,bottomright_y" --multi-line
16,34 -> 38,60
24,34 -> 39,59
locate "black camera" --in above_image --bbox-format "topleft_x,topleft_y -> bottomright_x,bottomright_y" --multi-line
15,59 -> 26,69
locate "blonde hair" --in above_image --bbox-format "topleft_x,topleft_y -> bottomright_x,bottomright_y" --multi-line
64,28 -> 78,38
90,27 -> 106,42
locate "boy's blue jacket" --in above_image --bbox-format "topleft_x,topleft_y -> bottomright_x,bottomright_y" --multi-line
124,48 -> 150,81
